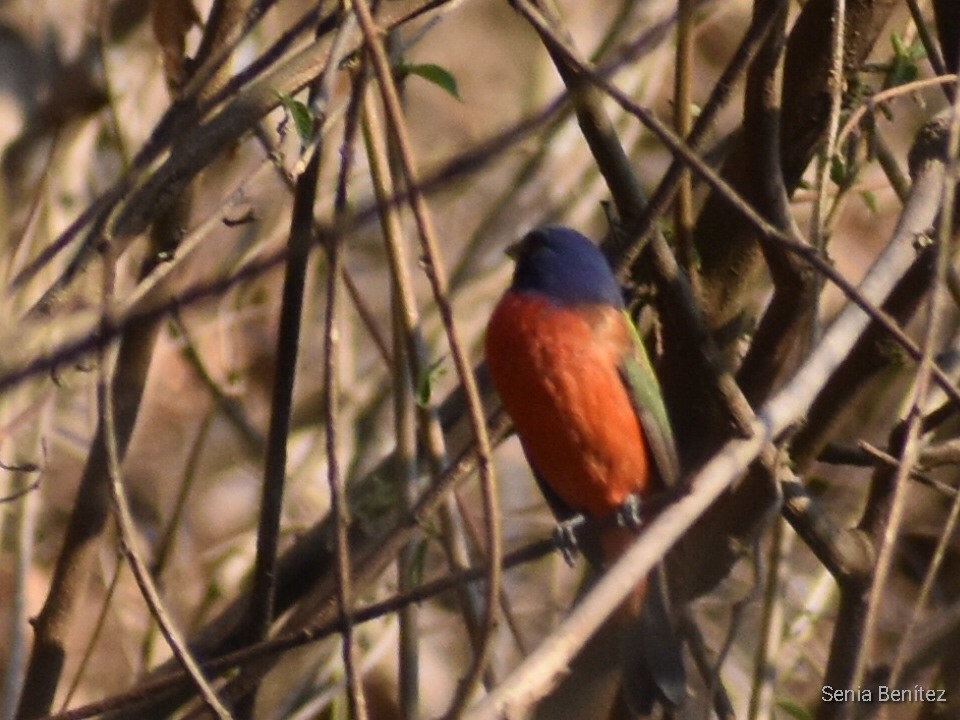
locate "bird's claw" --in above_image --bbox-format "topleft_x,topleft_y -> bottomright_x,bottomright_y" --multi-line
553,514 -> 587,566
617,493 -> 645,533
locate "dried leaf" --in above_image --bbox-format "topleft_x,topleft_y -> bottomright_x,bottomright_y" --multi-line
150,0 -> 201,92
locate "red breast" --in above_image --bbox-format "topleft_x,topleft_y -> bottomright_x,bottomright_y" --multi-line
485,291 -> 652,519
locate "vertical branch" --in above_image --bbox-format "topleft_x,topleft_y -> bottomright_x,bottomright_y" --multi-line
747,517 -> 790,720
693,0 -> 898,335
392,298 -> 421,719
95,250 -> 232,720
16,237 -> 165,720
245,108 -> 317,645
808,0 -> 846,253
60,563 -> 124,710
673,0 -> 697,290
246,7 -> 355,649
361,73 -> 431,716
816,112 -> 957,720
361,88 -> 491,702
350,2 -> 501,717
735,0 -> 817,406
325,50 -> 369,720
1,456 -> 40,720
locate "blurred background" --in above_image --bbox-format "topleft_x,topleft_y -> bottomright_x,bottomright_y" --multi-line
0,1 -> 957,719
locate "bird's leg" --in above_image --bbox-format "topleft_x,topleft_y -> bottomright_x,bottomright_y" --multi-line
616,494 -> 645,532
617,485 -> 691,533
553,514 -> 588,566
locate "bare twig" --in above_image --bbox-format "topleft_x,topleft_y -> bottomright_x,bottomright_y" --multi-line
817,103 -> 960,720
97,245 -> 231,720
808,0 -> 846,255
351,2 -> 500,716
48,537 -> 556,720
906,0 -> 951,92
0,458 -> 40,720
59,559 -> 123,709
464,104 -> 950,720
735,0 -> 817,406
246,3 -> 356,656
322,24 -> 369,719
362,82 -> 492,698
673,0 -> 697,288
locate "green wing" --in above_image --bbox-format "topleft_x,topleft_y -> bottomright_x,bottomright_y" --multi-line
619,313 -> 687,711
619,310 -> 680,487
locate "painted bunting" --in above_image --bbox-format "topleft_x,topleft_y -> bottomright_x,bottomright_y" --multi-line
485,226 -> 685,716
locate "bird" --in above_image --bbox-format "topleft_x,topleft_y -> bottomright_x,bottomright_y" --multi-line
484,226 -> 685,716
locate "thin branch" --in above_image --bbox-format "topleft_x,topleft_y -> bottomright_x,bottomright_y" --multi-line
464,105 -> 950,720
246,3 -> 355,655
59,558 -> 123,710
883,66 -> 960,702
834,75 -> 959,164
735,0 -> 817,406
49,537 -> 557,720
362,82 -> 492,685
747,517 -> 790,720
97,247 -> 231,720
906,0 -> 951,91
141,410 -> 216,665
350,2 -> 500,716
392,284 -> 421,719
502,21 -> 960,423
323,21 -> 369,719
808,0 -> 846,255
673,0 -> 697,288
1,461 -> 40,720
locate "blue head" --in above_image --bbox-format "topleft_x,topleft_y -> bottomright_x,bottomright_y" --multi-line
509,226 -> 624,308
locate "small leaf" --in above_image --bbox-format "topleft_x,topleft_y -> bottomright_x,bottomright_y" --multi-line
400,63 -> 462,101
885,32 -> 925,90
417,357 -> 447,408
775,699 -> 814,720
829,155 -> 847,186
891,31 -> 907,57
276,92 -> 315,146
860,190 -> 879,214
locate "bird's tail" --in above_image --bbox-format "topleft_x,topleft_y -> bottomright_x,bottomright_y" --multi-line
601,528 -> 686,718
618,567 -> 686,717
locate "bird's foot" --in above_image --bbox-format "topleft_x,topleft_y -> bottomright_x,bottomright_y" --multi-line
616,494 -> 645,533
618,486 -> 691,534
553,514 -> 587,566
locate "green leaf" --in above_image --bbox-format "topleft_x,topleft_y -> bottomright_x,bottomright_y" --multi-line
276,91 -> 315,146
775,699 -> 814,720
400,63 -> 462,101
417,357 -> 447,408
891,31 -> 907,57
860,190 -> 879,214
886,32 -> 925,89
829,155 -> 847,186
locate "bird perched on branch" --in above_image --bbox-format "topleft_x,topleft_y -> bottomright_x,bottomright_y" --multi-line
485,226 -> 685,717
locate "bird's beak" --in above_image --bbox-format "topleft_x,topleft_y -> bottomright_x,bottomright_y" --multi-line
505,241 -> 522,260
